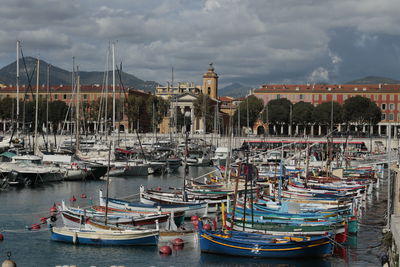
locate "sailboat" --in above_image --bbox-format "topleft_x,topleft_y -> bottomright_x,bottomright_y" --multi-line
51,142 -> 160,246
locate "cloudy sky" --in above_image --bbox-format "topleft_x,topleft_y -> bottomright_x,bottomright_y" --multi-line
0,0 -> 400,88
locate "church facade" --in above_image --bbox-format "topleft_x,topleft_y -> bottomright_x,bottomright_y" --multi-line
156,64 -> 219,134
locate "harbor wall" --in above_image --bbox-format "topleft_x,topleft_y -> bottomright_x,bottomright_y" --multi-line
7,134 -> 400,152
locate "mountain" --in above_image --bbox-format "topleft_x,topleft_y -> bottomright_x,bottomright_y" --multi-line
345,76 -> 400,84
0,57 -> 159,92
219,82 -> 252,98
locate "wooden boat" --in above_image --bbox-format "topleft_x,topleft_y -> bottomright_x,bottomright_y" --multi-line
50,226 -> 159,245
139,188 -> 213,213
60,210 -> 169,230
99,190 -> 207,218
198,222 -> 332,258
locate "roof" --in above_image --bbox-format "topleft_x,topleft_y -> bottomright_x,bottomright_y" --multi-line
253,83 -> 400,94
0,151 -> 16,158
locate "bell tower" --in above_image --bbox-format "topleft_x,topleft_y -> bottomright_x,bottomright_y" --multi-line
202,63 -> 218,99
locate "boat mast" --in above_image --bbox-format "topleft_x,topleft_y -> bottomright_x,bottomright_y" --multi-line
46,64 -> 50,151
112,42 -> 116,134
75,68 -> 80,151
105,141 -> 112,226
33,57 -> 40,155
16,40 -> 20,137
71,57 -> 75,151
104,45 -> 109,140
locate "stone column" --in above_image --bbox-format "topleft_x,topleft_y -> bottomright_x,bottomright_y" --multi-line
190,108 -> 194,134
378,125 -> 382,136
311,125 -> 314,136
318,125 -> 322,136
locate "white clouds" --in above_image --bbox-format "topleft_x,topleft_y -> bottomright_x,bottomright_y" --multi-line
0,0 -> 399,86
308,67 -> 329,82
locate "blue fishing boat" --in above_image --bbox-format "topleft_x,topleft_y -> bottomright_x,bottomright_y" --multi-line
198,222 -> 332,258
50,226 -> 159,246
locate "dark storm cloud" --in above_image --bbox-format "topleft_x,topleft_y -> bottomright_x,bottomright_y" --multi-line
0,0 -> 399,87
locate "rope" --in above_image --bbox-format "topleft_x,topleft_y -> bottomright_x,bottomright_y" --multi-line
0,210 -> 51,216
326,235 -> 345,248
1,228 -> 49,233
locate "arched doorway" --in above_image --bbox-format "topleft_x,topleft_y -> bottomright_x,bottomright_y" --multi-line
119,125 -> 125,133
257,126 -> 265,135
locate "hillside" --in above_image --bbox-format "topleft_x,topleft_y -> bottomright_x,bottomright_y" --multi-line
219,82 -> 252,98
346,76 -> 400,84
0,57 -> 159,92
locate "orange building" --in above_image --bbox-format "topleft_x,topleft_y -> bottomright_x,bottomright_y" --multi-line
253,83 -> 400,136
0,84 -> 151,133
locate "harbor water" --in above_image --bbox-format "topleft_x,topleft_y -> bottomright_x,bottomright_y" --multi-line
0,166 -> 387,267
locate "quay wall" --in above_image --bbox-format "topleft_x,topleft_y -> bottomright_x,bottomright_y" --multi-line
12,134 -> 400,152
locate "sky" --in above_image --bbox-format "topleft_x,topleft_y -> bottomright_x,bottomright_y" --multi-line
0,0 -> 400,88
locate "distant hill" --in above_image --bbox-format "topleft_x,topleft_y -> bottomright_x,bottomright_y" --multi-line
346,76 -> 400,84
0,57 -> 159,92
219,82 -> 252,98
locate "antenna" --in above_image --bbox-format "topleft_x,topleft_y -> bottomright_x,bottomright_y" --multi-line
171,66 -> 174,87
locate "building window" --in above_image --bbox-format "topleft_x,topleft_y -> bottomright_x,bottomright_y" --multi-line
314,95 -> 318,100
382,113 -> 386,120
389,113 -> 394,120
343,95 -> 348,100
389,103 -> 395,110
299,94 -> 303,100
333,94 -> 337,101
390,94 -> 394,101
381,104 -> 386,110
63,94 -> 67,99
83,94 -> 88,100
208,87 -> 211,94
382,95 -> 386,101
54,94 -> 58,100
277,94 -> 280,99
322,94 -> 326,101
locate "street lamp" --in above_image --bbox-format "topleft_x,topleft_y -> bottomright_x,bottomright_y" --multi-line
289,104 -> 293,136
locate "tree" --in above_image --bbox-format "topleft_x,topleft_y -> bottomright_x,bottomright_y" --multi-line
312,101 -> 343,125
125,95 -> 146,131
146,95 -> 169,132
0,97 -> 15,120
194,94 -> 217,133
343,95 -> 381,125
48,100 -> 68,136
265,98 -> 292,125
292,101 -> 315,125
233,95 -> 264,130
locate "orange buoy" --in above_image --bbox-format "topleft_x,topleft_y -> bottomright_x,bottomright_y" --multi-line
31,224 -> 41,230
159,245 -> 172,255
190,215 -> 199,221
70,196 -> 77,202
0,233 -> 4,241
81,194 -> 87,199
172,238 -> 184,247
203,224 -> 212,231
